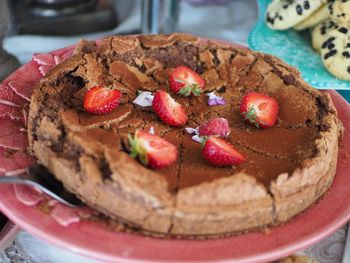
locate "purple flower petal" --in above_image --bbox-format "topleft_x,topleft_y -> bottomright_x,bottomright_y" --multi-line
185,127 -> 202,143
185,127 -> 199,135
208,99 -> 217,106
206,92 -> 225,106
192,134 -> 204,143
133,91 -> 154,107
216,98 -> 226,105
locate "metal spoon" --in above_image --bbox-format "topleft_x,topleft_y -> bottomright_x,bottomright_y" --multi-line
0,165 -> 82,207
342,223 -> 350,263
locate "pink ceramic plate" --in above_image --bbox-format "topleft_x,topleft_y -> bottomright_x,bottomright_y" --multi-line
0,42 -> 350,263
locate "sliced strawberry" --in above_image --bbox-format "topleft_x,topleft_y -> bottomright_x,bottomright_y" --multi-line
128,130 -> 178,169
169,66 -> 204,96
202,136 -> 245,166
152,90 -> 188,127
199,117 -> 230,138
240,92 -> 279,128
83,85 -> 121,115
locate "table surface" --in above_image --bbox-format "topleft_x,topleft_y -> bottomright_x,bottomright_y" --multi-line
1,0 -> 349,262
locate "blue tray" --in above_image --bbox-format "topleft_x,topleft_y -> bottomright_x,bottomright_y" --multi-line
248,0 -> 350,91
338,90 -> 350,102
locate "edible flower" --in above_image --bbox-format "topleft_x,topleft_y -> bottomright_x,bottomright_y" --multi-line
206,92 -> 225,106
133,91 -> 154,107
185,127 -> 199,135
192,134 -> 204,143
185,126 -> 204,143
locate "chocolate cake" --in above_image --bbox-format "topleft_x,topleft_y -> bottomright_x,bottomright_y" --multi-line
28,33 -> 343,236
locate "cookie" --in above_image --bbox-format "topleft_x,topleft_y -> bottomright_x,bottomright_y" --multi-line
328,0 -> 350,24
320,25 -> 350,80
266,0 -> 326,30
294,4 -> 329,30
277,255 -> 318,263
311,19 -> 339,51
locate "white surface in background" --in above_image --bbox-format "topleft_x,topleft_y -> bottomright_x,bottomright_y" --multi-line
179,0 -> 257,44
15,232 -> 99,263
4,0 -> 137,64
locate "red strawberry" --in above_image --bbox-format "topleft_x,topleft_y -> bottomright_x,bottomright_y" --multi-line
128,130 -> 178,169
152,90 -> 188,127
169,66 -> 204,96
202,137 -> 245,166
84,85 -> 122,115
240,92 -> 279,128
199,117 -> 230,138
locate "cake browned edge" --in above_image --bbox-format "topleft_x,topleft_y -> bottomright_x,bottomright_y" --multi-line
27,33 -> 344,237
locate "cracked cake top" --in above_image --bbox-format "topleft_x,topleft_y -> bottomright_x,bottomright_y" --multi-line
28,33 -> 343,237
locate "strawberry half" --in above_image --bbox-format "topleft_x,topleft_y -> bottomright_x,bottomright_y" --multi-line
152,90 -> 188,127
199,117 -> 231,138
202,136 -> 245,167
169,66 -> 204,96
128,130 -> 178,169
84,85 -> 122,115
240,92 -> 279,128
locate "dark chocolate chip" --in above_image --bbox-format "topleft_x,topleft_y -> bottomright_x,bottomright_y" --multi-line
324,50 -> 337,59
296,4 -> 303,15
329,3 -> 334,15
266,13 -> 274,25
343,51 -> 350,58
338,27 -> 348,34
327,43 -> 335,49
321,37 -> 336,49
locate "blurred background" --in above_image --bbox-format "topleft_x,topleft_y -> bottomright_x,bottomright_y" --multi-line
1,0 -> 257,66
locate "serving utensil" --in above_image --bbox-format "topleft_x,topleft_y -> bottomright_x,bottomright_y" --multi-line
342,223 -> 350,263
0,165 -> 82,207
